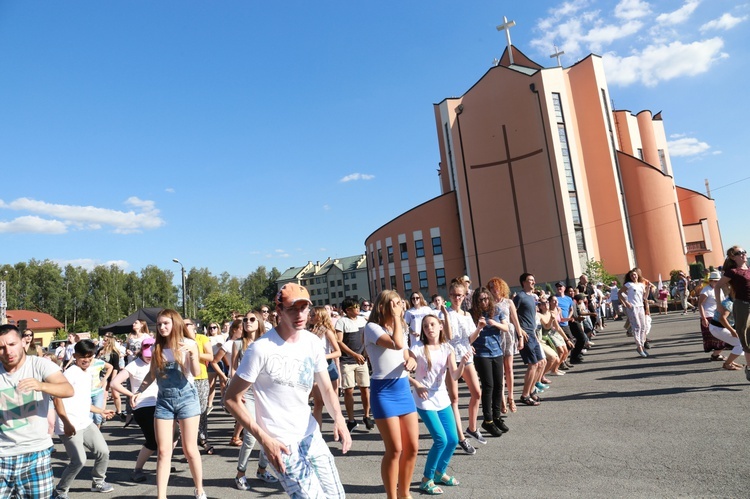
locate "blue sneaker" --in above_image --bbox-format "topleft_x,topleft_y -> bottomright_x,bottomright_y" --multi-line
534,382 -> 547,392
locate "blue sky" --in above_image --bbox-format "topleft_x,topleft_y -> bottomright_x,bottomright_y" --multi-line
1,0 -> 748,281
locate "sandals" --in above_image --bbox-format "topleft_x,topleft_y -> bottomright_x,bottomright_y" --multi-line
507,396 -> 517,413
433,473 -> 459,486
419,480 -> 443,495
710,354 -> 726,361
722,363 -> 741,371
519,395 -> 540,406
500,399 -> 508,415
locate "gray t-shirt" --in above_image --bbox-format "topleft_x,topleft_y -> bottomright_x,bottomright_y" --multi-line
0,355 -> 61,457
335,316 -> 366,365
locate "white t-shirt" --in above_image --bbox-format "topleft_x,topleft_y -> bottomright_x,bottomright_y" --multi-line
405,306 -> 435,337
124,358 -> 158,409
447,309 -> 476,362
700,285 -> 720,317
55,364 -> 94,435
363,323 -> 408,381
0,356 -> 61,457
624,282 -> 645,307
410,343 -> 453,411
236,329 -> 326,445
162,337 -> 197,384
220,338 -> 236,371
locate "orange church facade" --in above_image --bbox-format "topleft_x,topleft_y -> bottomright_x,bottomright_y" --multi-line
365,45 -> 723,298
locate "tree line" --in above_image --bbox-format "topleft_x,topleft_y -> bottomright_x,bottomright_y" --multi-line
0,260 -> 281,334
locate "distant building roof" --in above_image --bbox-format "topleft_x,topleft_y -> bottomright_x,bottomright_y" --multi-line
278,265 -> 309,280
5,310 -> 64,330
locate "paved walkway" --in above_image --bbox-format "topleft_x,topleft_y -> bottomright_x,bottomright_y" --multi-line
52,313 -> 750,498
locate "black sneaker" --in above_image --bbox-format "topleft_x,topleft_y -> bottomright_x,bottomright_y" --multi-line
346,420 -> 359,432
363,417 -> 375,430
643,341 -> 651,349
480,420 -> 503,437
493,418 -> 509,433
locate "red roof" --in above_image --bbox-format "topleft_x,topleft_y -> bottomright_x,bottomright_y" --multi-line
5,310 -> 64,330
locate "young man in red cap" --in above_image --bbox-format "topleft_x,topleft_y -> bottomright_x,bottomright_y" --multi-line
225,283 -> 351,497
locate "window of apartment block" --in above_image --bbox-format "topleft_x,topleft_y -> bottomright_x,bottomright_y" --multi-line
415,239 -> 425,258
337,279 -> 342,286
390,275 -> 397,290
370,251 -> 374,267
400,242 -> 408,260
352,283 -> 357,290
377,248 -> 383,265
637,148 -> 644,160
338,291 -> 343,298
403,273 -> 412,293
435,268 -> 446,287
418,270 -> 428,290
432,236 -> 442,255
381,277 -> 386,290
345,285 -> 350,291
387,245 -> 394,263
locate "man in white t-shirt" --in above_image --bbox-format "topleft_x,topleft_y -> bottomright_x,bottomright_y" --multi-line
0,325 -> 73,499
225,283 -> 351,498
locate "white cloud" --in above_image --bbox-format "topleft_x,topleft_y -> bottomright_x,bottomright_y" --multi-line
667,137 -> 711,156
339,173 -> 375,183
700,13 -> 748,32
615,0 -> 652,20
54,258 -> 130,271
0,197 -> 165,234
165,187 -> 175,193
602,37 -> 727,86
585,20 -> 643,52
322,204 -> 331,211
656,0 -> 700,26
0,215 -> 67,234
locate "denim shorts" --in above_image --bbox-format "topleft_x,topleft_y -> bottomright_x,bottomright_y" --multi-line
154,362 -> 201,420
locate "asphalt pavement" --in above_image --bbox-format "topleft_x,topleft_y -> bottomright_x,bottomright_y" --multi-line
52,312 -> 750,498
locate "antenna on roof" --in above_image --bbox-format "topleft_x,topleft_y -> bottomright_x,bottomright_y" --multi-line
496,16 -> 516,65
705,179 -> 711,198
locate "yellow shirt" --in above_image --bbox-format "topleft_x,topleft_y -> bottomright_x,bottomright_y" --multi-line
194,334 -> 210,380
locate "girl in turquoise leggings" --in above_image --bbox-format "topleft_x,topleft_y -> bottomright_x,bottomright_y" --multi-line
409,314 -> 471,495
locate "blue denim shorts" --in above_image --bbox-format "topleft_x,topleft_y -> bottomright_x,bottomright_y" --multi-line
154,362 -> 201,420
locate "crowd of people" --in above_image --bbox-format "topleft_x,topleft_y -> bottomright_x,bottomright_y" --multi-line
1,245 -> 749,498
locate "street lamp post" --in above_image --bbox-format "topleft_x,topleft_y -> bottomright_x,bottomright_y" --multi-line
172,259 -> 187,317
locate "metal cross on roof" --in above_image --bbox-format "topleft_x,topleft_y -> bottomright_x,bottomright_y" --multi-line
550,45 -> 565,67
496,16 -> 516,65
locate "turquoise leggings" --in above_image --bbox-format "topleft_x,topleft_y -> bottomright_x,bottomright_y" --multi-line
417,406 -> 458,479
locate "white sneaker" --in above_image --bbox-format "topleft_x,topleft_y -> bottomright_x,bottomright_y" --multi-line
195,489 -> 207,499
234,476 -> 249,490
90,481 -> 114,493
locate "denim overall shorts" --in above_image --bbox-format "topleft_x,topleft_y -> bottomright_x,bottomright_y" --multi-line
154,361 -> 201,420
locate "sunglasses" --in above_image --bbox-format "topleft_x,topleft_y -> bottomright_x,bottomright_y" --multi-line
243,317 -> 257,323
209,326 -> 218,330
23,333 -> 33,338
261,310 -> 269,313
734,250 -> 747,256
184,322 -> 193,326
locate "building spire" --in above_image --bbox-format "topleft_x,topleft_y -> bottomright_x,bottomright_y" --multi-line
550,45 -> 565,67
496,16 -> 516,65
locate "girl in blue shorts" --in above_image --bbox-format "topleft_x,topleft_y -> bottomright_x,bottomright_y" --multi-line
410,314 -> 471,495
135,309 -> 205,499
365,290 -> 419,499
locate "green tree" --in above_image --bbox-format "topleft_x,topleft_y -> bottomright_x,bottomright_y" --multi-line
140,265 -> 176,309
62,265 -> 88,332
583,259 -> 619,287
186,267 -> 219,320
199,292 -> 248,326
